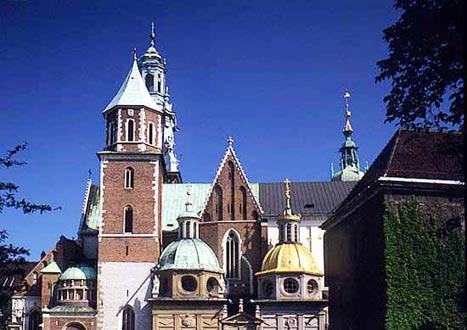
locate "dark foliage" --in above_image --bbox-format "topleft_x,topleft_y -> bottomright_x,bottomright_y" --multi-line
384,198 -> 465,329
376,0 -> 463,129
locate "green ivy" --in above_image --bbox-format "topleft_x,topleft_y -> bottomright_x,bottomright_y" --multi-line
384,197 -> 465,330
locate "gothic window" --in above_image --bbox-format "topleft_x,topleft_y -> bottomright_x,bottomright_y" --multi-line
215,185 -> 223,220
226,230 -> 240,279
228,161 -> 235,219
32,272 -> 38,285
127,119 -> 135,142
28,310 -> 41,330
239,186 -> 247,220
124,167 -> 134,189
122,306 -> 135,330
145,73 -> 154,92
124,207 -> 133,233
148,122 -> 154,145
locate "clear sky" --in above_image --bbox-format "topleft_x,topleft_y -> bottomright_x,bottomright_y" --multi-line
1,0 -> 398,260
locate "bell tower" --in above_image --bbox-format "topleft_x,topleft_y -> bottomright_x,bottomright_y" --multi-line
139,23 -> 181,182
97,50 -> 165,329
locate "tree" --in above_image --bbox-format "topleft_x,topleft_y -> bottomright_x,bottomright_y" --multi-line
376,0 -> 463,130
0,144 -> 53,327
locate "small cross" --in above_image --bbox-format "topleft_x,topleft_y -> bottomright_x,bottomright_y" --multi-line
132,48 -> 137,60
284,178 -> 291,209
227,136 -> 234,147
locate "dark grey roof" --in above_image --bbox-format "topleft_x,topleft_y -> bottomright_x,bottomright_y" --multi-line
258,181 -> 357,216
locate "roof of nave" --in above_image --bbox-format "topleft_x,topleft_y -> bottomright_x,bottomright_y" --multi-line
79,181 -> 354,232
103,58 -> 158,112
259,181 -> 357,216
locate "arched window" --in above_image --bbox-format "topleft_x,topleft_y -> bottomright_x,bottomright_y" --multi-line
124,207 -> 133,233
239,186 -> 247,220
157,74 -> 162,93
148,122 -> 154,145
286,223 -> 292,242
127,119 -> 135,142
124,167 -> 134,189
28,310 -> 41,330
228,161 -> 235,219
122,306 -> 135,330
65,323 -> 86,330
145,73 -> 154,91
215,185 -> 223,220
226,230 -> 240,279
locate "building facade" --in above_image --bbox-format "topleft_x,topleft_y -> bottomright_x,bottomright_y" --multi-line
7,26 -> 364,330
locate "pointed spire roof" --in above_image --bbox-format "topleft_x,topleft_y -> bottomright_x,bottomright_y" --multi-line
104,54 -> 158,112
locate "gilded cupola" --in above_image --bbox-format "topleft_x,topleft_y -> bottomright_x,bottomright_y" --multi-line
256,179 -> 324,300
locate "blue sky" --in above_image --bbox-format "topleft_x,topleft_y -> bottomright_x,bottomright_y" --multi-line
1,0 -> 398,260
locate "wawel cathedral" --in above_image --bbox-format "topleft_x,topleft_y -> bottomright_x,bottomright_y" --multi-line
7,25 -> 365,330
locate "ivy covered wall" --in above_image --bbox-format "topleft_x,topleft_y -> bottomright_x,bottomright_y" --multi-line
384,197 -> 465,329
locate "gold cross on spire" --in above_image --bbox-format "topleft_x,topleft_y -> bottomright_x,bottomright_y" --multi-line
284,178 -> 291,212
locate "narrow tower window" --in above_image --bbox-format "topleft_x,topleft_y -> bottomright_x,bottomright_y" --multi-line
226,230 -> 240,279
127,119 -> 135,142
124,167 -> 134,189
240,186 -> 247,220
148,122 -> 154,145
157,74 -> 162,93
215,185 -> 223,220
122,306 -> 135,330
228,161 -> 235,219
124,207 -> 133,233
108,121 -> 115,145
145,73 -> 154,92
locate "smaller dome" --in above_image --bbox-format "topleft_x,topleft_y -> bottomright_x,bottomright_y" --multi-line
60,265 -> 96,281
256,243 -> 323,276
158,239 -> 223,273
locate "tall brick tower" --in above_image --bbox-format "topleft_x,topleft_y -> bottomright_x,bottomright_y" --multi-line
96,35 -> 175,328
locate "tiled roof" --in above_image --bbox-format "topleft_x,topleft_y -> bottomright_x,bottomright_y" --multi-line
258,181 -> 357,216
343,129 -> 464,203
104,59 -> 158,112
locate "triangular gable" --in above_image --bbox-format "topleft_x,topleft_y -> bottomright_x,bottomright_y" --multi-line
202,141 -> 263,221
221,312 -> 263,325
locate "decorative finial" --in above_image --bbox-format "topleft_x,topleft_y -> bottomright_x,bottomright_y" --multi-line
150,22 -> 156,46
238,299 -> 244,313
343,90 -> 353,133
88,169 -> 92,180
330,162 -> 334,178
185,184 -> 193,212
228,136 -> 234,148
132,48 -> 137,61
284,178 -> 292,214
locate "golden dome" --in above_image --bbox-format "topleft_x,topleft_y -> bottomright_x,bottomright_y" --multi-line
256,243 -> 323,276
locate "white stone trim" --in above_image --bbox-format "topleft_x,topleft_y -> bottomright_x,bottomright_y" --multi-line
151,161 -> 160,240
98,159 -> 108,242
241,255 -> 254,295
378,176 -> 464,185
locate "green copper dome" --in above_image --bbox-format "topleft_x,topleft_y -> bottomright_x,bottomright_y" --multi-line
60,265 -> 96,281
158,239 -> 223,273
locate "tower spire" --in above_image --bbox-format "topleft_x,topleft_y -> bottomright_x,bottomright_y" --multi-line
331,90 -> 364,181
150,22 -> 156,47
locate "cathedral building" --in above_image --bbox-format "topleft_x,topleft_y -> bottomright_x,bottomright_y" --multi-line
7,26 -> 363,330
